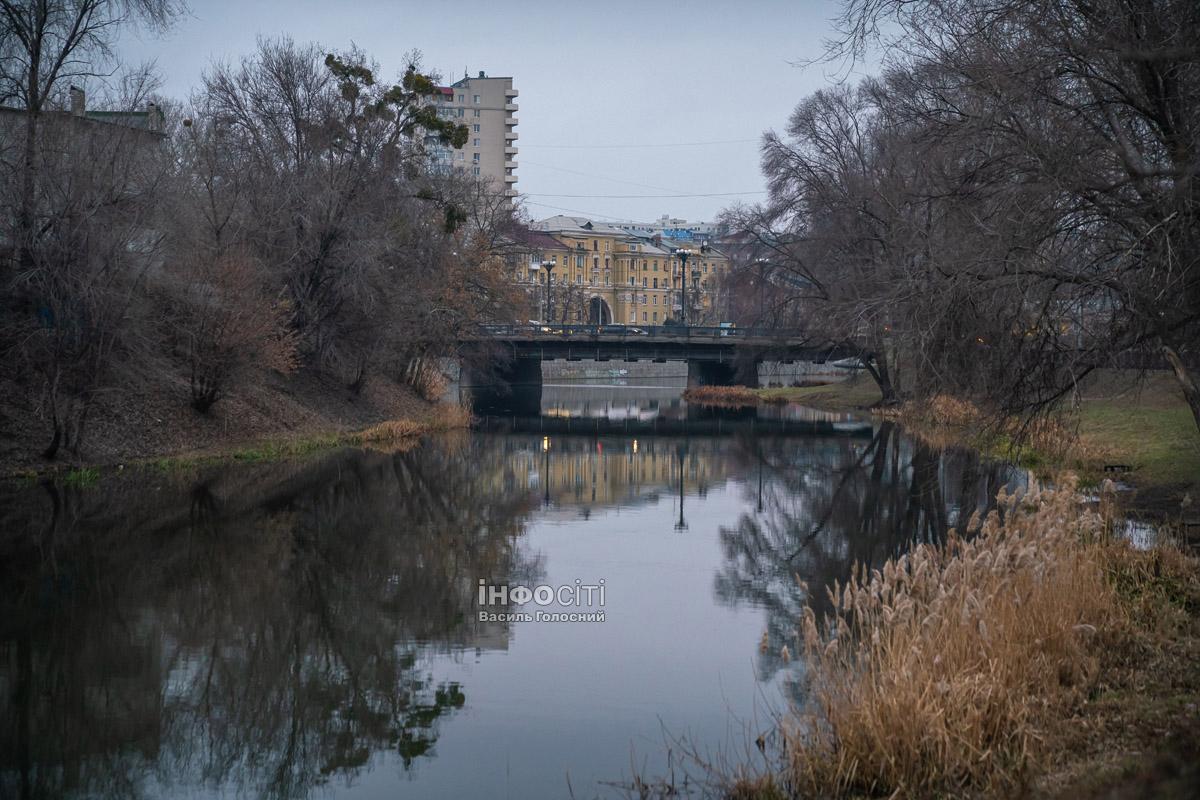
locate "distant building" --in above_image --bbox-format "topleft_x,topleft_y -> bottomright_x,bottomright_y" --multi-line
0,86 -> 165,139
430,71 -> 518,200
612,215 -> 726,244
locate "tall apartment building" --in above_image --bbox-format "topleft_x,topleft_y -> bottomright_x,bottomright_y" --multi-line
429,71 -> 518,199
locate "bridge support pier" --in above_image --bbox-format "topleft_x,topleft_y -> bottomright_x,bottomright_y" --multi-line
461,357 -> 543,416
687,360 -> 759,388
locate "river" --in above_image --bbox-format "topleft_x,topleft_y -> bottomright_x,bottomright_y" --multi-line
0,379 -> 1024,799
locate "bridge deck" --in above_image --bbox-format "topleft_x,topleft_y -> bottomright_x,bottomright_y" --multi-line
463,324 -> 850,362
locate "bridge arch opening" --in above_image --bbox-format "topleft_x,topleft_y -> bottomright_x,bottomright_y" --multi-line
587,297 -> 612,325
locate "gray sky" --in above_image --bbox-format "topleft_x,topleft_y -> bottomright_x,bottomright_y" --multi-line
118,0 -> 858,223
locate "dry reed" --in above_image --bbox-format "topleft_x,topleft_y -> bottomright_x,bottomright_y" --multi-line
351,403 -> 472,443
785,482 -> 1121,797
682,386 -> 761,407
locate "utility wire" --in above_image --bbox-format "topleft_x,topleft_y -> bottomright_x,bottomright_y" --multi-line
521,158 -> 684,194
523,191 -> 766,199
521,137 -> 760,149
520,200 -> 632,221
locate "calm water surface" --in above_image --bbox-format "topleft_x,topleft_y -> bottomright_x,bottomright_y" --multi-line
0,380 -> 1023,799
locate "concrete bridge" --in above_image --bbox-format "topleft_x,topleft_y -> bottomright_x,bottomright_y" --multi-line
459,323 -> 856,414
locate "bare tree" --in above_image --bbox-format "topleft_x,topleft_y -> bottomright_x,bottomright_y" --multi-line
824,0 -> 1200,429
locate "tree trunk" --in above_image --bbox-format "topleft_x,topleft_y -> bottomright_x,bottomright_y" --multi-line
863,353 -> 899,406
1162,344 -> 1200,435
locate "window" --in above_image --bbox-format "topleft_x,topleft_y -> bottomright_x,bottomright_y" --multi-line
457,108 -> 465,117
642,277 -> 647,287
592,241 -> 598,251
604,241 -> 610,251
457,94 -> 464,102
473,138 -> 480,146
653,261 -> 659,271
653,312 -> 658,321
472,153 -> 480,162
653,295 -> 658,305
473,109 -> 480,117
652,278 -> 658,288
473,124 -> 480,132
472,166 -> 480,175
457,152 -> 465,161
593,257 -> 599,269
643,311 -> 648,321
629,277 -> 634,286
575,255 -> 584,268
473,94 -> 480,103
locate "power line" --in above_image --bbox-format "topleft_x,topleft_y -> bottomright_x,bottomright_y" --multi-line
523,191 -> 766,199
521,158 -> 684,194
520,200 -> 631,221
521,137 -> 760,150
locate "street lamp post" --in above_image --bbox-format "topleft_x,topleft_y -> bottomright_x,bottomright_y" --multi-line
541,260 -> 556,324
674,248 -> 691,326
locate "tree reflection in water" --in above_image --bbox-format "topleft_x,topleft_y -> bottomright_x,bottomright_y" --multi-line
714,422 -> 1025,682
0,437 -> 539,800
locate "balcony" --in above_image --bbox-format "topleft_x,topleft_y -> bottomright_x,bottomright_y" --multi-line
504,145 -> 518,155
504,174 -> 517,183
504,88 -> 518,98
504,187 -> 518,198
504,159 -> 517,169
505,115 -> 518,126
504,130 -> 518,141
505,102 -> 518,112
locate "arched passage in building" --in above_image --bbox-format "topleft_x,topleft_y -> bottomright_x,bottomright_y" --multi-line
587,297 -> 612,325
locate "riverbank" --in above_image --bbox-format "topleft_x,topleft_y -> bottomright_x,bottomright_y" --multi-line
730,482 -> 1200,799
754,370 -> 1199,508
754,374 -> 883,411
0,369 -> 469,478
725,370 -> 1200,798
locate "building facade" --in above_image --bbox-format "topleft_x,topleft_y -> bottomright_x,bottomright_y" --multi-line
430,71 -> 518,200
529,215 -> 731,326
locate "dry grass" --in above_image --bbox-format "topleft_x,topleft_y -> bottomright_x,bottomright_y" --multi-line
781,482 -> 1127,798
352,403 -> 472,443
682,386 -> 764,407
892,394 -> 1115,473
754,375 -> 883,411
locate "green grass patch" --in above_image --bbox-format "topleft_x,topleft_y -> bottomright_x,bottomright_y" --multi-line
1077,402 -> 1200,491
63,466 -> 100,486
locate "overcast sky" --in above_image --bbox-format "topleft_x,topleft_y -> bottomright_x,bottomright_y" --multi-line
118,0 -> 864,224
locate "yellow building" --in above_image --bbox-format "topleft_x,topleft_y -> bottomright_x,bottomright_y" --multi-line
530,215 -> 730,325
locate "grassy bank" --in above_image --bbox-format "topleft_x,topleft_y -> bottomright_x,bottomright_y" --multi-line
0,365 -> 473,478
753,375 -> 883,411
7,402 -> 471,480
731,483 -> 1200,799
892,371 -> 1200,505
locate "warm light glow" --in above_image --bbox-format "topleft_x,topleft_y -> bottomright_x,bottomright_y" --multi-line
632,439 -> 639,453
542,436 -> 550,452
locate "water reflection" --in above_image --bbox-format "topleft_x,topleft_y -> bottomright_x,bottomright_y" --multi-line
0,416 -> 1024,798
713,422 -> 1026,682
0,439 -> 537,800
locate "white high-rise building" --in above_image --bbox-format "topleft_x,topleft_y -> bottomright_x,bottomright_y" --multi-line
431,71 -> 518,199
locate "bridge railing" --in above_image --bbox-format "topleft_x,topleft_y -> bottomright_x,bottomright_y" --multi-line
474,323 -> 806,340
